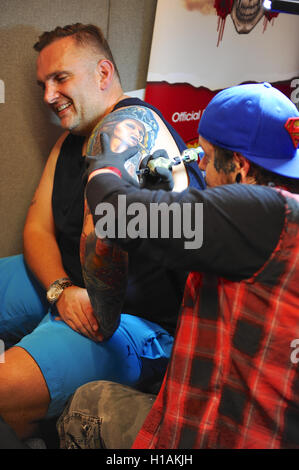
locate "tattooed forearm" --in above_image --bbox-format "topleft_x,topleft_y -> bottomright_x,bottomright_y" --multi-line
80,202 -> 128,339
82,234 -> 128,339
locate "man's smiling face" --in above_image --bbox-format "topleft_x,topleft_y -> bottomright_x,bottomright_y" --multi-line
36,36 -> 104,135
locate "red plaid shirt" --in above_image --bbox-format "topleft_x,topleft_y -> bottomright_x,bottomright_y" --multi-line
132,190 -> 299,449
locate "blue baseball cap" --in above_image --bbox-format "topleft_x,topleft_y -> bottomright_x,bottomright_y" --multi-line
197,82 -> 299,178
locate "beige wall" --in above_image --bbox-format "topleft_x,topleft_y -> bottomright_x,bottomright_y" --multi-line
0,0 -> 157,257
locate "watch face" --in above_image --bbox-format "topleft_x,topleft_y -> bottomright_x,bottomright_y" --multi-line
47,284 -> 63,303
47,279 -> 72,304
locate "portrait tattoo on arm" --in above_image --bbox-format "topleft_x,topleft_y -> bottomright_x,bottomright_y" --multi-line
87,106 -> 159,180
80,106 -> 159,339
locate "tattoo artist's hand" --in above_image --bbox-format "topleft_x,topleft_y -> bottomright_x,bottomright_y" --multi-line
139,149 -> 174,191
86,132 -> 139,187
55,286 -> 103,341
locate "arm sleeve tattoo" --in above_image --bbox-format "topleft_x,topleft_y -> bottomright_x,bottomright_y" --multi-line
80,202 -> 128,339
80,106 -> 159,339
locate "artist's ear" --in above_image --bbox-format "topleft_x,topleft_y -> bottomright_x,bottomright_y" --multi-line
233,152 -> 252,183
96,59 -> 115,90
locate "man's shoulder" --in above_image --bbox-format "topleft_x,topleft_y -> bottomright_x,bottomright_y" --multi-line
48,131 -> 85,176
89,98 -> 181,156
43,131 -> 70,173
55,131 -> 85,157
112,96 -> 147,110
111,96 -> 186,150
112,96 -> 161,115
51,131 -> 70,156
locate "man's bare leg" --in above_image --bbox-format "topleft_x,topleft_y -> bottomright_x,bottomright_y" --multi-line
0,346 -> 50,439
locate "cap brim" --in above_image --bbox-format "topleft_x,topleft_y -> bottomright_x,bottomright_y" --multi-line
244,149 -> 299,179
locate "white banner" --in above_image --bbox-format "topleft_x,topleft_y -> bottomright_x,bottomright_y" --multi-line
145,0 -> 299,145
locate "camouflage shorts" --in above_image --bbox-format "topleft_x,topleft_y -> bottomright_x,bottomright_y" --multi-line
57,381 -> 156,449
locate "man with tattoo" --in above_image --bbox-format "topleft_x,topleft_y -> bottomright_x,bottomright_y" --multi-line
57,83 -> 299,449
0,23 -> 205,440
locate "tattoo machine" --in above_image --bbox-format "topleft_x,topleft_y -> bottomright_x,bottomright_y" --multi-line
136,146 -> 204,176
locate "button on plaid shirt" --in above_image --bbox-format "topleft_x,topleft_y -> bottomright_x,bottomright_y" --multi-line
132,191 -> 299,449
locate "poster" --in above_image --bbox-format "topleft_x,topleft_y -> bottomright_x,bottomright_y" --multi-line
145,0 -> 299,146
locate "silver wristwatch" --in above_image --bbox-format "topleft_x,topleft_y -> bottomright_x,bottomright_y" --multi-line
46,277 -> 73,304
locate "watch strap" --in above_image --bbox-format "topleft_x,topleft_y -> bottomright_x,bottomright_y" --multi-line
51,277 -> 72,289
46,277 -> 73,304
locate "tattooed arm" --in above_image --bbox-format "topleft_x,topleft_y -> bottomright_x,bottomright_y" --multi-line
87,105 -> 189,190
80,105 -> 188,338
80,201 -> 128,340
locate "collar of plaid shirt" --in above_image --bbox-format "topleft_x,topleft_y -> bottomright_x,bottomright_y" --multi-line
132,190 -> 299,449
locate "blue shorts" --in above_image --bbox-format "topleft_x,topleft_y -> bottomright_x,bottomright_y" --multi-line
0,255 -> 173,418
0,255 -> 48,349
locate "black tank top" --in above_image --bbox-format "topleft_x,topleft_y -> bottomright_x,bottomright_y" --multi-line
52,98 -> 205,334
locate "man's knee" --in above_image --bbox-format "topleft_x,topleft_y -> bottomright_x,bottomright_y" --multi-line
57,381 -> 156,449
0,255 -> 48,347
0,346 -> 50,438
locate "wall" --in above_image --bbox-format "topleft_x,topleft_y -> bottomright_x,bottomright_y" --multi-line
0,0 -> 157,256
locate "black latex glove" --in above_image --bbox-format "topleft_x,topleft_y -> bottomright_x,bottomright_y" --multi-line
139,149 -> 174,191
85,133 -> 140,187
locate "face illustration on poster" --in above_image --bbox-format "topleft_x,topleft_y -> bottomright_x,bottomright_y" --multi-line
183,0 -> 272,34
230,0 -> 265,33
